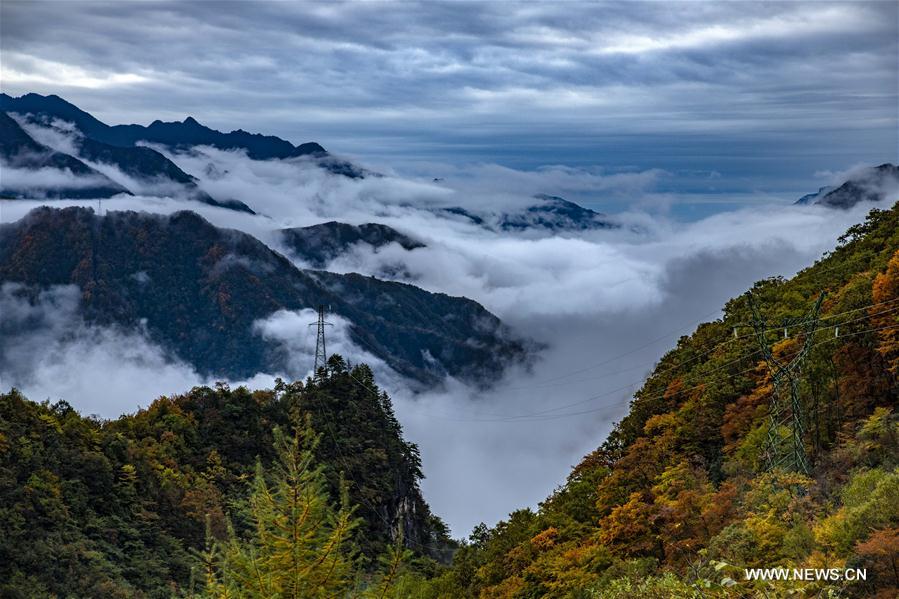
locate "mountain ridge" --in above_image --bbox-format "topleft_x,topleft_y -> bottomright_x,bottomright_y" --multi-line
280,221 -> 425,268
795,163 -> 899,208
0,206 -> 528,386
0,112 -> 130,199
0,92 -> 362,177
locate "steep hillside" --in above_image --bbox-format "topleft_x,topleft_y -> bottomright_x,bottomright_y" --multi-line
0,207 -> 527,386
419,204 -> 899,598
0,359 -> 452,597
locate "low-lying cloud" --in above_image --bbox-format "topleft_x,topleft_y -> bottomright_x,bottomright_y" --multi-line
0,163 -> 115,193
0,145 -> 890,536
0,282 -> 204,417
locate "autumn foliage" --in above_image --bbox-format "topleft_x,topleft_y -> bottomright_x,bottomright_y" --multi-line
421,205 -> 899,597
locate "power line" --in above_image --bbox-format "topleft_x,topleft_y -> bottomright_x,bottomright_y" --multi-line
475,322 -> 899,423
341,294 -> 899,412
462,302 -> 899,421
490,295 -> 899,392
415,306 -> 899,423
504,307 -> 727,389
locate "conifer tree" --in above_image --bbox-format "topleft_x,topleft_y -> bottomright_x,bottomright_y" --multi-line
196,422 -> 359,598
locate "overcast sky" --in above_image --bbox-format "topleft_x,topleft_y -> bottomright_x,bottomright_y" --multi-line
2,0 -> 896,214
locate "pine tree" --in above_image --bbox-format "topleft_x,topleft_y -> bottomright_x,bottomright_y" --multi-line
196,422 -> 359,598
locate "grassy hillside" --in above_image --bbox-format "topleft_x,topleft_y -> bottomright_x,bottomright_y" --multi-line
418,204 -> 899,598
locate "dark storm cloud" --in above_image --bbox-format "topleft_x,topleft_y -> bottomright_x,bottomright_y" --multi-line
2,1 -> 896,203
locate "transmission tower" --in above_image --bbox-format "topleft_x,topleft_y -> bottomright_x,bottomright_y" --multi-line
309,305 -> 332,380
748,291 -> 824,474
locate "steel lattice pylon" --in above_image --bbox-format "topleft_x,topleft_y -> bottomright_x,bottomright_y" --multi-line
309,305 -> 332,381
748,292 -> 825,474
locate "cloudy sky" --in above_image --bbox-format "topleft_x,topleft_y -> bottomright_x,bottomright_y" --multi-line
2,0 -> 897,216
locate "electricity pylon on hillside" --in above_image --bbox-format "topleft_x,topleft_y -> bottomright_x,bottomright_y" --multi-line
748,291 -> 825,475
309,305 -> 332,381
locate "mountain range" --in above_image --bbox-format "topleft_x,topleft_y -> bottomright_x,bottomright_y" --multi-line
1,105 -> 256,211
0,206 -> 527,386
2,93 -> 622,232
0,93 -> 360,208
0,93 -> 361,176
2,92 -> 897,390
0,111 -> 128,199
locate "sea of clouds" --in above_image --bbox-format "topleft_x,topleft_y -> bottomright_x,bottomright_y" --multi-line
0,122 -> 892,534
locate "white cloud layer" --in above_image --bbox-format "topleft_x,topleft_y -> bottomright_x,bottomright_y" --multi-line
0,165 -> 112,192
1,142 -> 889,534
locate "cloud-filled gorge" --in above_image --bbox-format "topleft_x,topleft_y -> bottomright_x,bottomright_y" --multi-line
1,123 -> 890,535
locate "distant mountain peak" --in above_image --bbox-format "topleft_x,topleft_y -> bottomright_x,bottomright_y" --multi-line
796,163 -> 899,209
439,194 -> 615,232
280,221 -> 425,268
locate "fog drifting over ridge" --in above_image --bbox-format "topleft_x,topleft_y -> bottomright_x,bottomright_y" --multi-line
1,137 -> 891,534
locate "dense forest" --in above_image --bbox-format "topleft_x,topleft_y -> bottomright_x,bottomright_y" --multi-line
2,203 -> 898,598
0,206 -> 527,386
0,358 -> 453,597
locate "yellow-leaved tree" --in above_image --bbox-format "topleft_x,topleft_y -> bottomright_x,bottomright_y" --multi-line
195,422 -> 359,599
872,249 -> 899,373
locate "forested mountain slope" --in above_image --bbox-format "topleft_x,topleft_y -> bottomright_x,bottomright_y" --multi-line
0,359 -> 452,597
421,204 -> 899,598
0,206 -> 527,386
